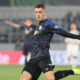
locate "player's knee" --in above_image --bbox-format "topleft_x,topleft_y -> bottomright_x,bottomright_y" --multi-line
68,57 -> 71,61
46,77 -> 55,80
20,71 -> 32,80
47,77 -> 55,80
73,56 -> 77,59
44,71 -> 55,80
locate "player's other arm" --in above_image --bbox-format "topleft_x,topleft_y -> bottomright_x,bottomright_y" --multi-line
57,29 -> 80,40
48,21 -> 80,40
5,20 -> 20,28
25,29 -> 31,34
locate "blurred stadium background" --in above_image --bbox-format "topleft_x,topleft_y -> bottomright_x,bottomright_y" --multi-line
0,0 -> 80,80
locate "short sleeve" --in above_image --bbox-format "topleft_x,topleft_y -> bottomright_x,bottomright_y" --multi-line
20,24 -> 26,29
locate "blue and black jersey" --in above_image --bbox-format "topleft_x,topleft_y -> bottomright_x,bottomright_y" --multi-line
34,19 -> 61,49
31,19 -> 80,59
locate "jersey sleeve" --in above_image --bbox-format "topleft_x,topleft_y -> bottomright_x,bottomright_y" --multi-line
20,24 -> 26,29
45,19 -> 80,40
45,19 -> 61,33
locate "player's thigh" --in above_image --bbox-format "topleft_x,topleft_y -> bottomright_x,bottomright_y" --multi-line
72,50 -> 78,58
21,59 -> 37,80
67,50 -> 72,58
38,57 -> 55,72
44,71 -> 55,80
38,57 -> 55,80
20,71 -> 32,80
32,66 -> 42,80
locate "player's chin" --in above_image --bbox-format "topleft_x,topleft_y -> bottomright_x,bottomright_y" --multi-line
38,19 -> 43,21
37,18 -> 42,21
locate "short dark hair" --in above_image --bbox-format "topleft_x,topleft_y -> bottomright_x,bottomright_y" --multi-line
34,4 -> 45,9
71,21 -> 76,25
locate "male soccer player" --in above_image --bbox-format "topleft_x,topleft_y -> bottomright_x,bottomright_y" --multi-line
20,4 -> 80,80
65,22 -> 80,68
5,19 -> 36,65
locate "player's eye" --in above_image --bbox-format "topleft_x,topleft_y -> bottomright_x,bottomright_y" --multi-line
35,11 -> 38,14
39,11 -> 42,13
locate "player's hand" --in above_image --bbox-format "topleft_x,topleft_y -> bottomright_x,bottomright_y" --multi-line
5,20 -> 10,24
25,30 -> 31,34
34,31 -> 39,35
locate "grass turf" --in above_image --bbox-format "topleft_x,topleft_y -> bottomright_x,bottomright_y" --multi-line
0,65 -> 80,80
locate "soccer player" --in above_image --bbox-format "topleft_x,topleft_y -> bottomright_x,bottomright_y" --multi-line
65,22 -> 80,68
20,4 -> 80,80
5,19 -> 36,65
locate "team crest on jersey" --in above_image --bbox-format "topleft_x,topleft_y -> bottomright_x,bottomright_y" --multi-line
39,26 -> 42,30
55,25 -> 58,29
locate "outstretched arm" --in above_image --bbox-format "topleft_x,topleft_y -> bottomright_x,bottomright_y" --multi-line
5,20 -> 20,28
46,21 -> 80,40
56,29 -> 80,40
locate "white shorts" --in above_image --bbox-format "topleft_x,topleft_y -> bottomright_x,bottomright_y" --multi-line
67,49 -> 78,57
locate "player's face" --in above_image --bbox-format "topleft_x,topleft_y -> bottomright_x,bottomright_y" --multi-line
24,19 -> 32,26
35,8 -> 46,21
70,24 -> 77,31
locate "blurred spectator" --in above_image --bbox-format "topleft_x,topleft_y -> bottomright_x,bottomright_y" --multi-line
65,11 -> 72,22
15,40 -> 22,50
73,12 -> 80,21
65,22 -> 80,68
73,12 -> 80,30
65,11 -> 73,30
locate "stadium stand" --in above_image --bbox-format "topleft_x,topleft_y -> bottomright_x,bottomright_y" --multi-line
0,7 -> 80,43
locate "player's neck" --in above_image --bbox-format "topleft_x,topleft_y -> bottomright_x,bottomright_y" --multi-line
71,30 -> 77,32
40,17 -> 47,21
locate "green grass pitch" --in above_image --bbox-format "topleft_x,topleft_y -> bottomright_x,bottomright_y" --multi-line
0,65 -> 80,80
